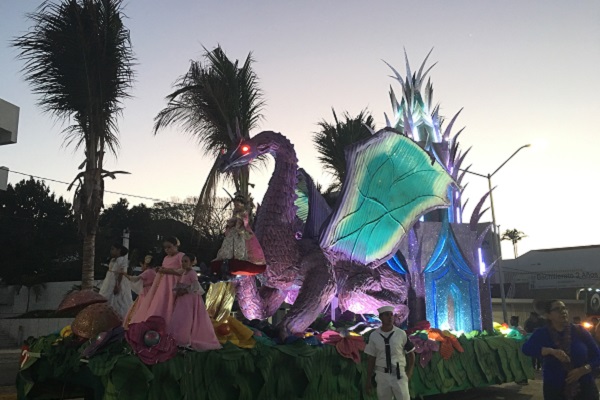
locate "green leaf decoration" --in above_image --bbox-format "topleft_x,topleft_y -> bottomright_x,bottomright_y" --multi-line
112,356 -> 153,400
320,129 -> 454,266
17,333 -> 535,399
87,351 -> 122,376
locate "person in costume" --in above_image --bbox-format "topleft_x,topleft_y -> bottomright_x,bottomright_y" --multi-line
522,299 -> 600,400
524,311 -> 545,370
510,315 -> 526,335
129,237 -> 184,326
210,194 -> 266,278
365,306 -> 415,400
169,253 -> 221,350
99,243 -> 133,319
121,255 -> 157,328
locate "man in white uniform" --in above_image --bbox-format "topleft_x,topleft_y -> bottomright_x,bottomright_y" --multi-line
365,306 -> 415,400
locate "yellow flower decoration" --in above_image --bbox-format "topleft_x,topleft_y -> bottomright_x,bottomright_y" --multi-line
60,325 -> 72,338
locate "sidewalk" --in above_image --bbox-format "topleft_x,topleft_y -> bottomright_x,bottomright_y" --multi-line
0,386 -> 16,400
0,349 -> 19,387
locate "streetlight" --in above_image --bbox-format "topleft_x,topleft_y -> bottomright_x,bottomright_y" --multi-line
461,144 -> 531,323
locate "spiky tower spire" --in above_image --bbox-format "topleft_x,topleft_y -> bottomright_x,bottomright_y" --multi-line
384,49 -> 480,224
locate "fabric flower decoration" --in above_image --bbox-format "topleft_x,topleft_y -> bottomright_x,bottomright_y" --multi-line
60,325 -> 73,338
125,316 -> 177,365
318,330 -> 365,363
82,326 -> 125,358
427,328 -> 464,360
212,317 -> 256,348
409,336 -> 440,367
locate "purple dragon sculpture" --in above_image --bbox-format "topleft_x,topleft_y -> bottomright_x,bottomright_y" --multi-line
220,128 -> 455,334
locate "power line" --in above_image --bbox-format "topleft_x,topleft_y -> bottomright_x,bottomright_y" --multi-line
8,169 -> 193,206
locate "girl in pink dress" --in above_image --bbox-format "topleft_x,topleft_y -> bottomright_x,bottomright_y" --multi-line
169,254 -> 221,350
129,237 -> 184,326
122,255 -> 157,328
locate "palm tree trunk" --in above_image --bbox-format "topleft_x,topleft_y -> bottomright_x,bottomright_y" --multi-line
79,134 -> 104,290
82,231 -> 96,289
513,242 -> 518,258
239,165 -> 249,197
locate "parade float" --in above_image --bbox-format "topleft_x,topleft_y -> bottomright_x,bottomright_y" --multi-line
16,53 -> 533,399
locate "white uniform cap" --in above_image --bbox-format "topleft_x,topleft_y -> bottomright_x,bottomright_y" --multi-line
377,306 -> 394,314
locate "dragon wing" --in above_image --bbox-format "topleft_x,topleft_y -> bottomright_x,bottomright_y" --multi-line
319,129 -> 455,267
295,168 -> 332,240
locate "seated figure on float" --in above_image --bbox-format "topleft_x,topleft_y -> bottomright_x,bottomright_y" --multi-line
210,194 -> 266,278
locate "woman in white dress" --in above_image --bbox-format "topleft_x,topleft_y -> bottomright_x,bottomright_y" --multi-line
99,243 -> 133,318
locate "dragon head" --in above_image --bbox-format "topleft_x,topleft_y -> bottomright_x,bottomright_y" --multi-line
219,132 -> 279,172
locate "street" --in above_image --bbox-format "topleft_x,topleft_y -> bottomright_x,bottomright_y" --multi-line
425,375 -> 543,400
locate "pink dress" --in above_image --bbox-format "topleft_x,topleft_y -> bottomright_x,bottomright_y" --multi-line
130,252 -> 184,326
123,268 -> 157,328
169,269 -> 221,350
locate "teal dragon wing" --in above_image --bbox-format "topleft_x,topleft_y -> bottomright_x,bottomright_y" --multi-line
319,129 -> 455,267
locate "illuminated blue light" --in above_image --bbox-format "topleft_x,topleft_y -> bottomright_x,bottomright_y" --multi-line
387,253 -> 407,274
478,247 -> 486,275
424,220 -> 482,332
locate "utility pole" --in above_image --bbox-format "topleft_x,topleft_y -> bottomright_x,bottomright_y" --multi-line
460,144 -> 531,323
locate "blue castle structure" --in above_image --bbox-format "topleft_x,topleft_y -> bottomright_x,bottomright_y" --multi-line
384,52 -> 496,331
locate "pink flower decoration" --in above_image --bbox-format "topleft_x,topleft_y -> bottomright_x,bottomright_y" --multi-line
125,316 -> 177,365
318,330 -> 365,363
409,336 -> 440,368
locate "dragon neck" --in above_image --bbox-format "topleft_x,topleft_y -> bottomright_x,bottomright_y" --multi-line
256,131 -> 298,233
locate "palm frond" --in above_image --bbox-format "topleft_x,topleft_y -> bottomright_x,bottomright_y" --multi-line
313,109 -> 375,185
154,46 -> 264,156
154,45 -> 264,207
13,0 -> 134,156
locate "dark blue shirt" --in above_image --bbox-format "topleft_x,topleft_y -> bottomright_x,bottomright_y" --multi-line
522,324 -> 600,389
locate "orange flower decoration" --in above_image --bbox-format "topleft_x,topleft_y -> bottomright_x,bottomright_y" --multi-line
427,328 -> 464,360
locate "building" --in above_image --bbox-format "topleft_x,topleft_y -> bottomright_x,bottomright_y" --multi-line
490,245 -> 600,324
0,98 -> 20,190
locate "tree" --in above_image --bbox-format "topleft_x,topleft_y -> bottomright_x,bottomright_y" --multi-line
0,178 -> 78,285
153,46 -> 264,221
501,229 -> 527,258
96,196 -> 228,267
13,0 -> 135,289
313,109 -> 375,192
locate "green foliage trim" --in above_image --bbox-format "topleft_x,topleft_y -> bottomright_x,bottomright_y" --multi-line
17,334 -> 533,399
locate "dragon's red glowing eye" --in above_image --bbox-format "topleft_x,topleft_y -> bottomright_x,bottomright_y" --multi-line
241,145 -> 250,154
220,148 -> 226,155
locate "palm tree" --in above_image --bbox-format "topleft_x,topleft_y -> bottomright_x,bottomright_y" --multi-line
501,229 -> 527,258
13,0 -> 134,289
153,46 -> 264,222
313,109 -> 375,191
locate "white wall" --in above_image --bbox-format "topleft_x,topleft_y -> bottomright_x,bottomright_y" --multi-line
0,98 -> 19,145
0,280 -> 102,318
0,318 -> 73,345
